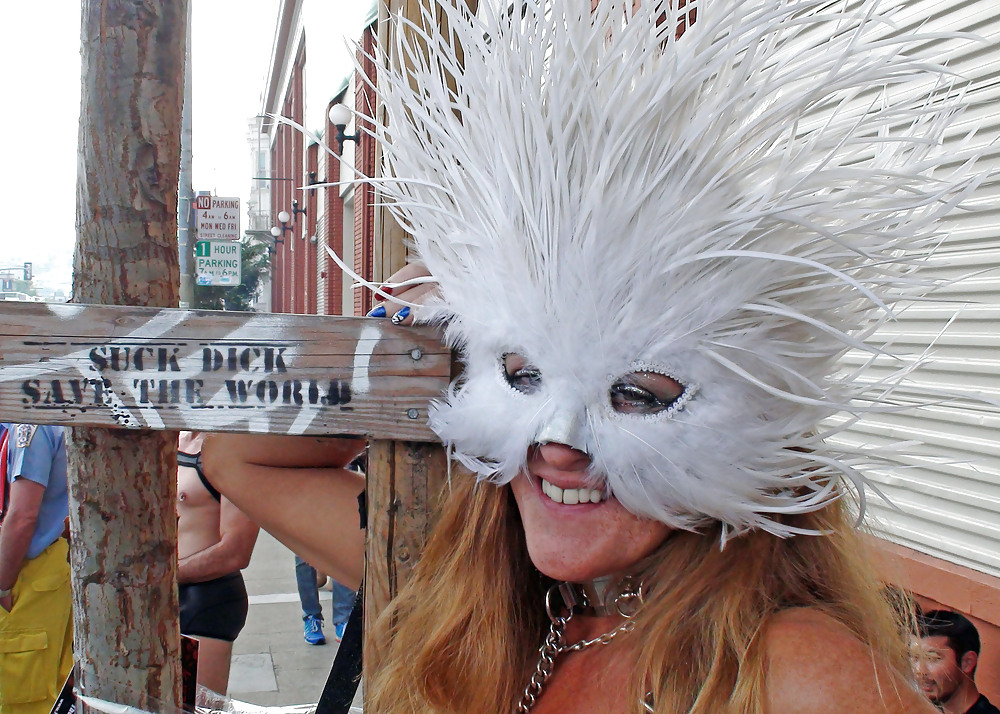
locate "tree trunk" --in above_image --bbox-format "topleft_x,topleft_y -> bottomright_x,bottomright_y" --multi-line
71,1 -> 187,708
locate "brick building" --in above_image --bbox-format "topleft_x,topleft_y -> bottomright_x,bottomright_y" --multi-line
260,1 -> 378,318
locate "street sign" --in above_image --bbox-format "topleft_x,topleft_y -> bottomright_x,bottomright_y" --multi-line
195,240 -> 242,286
195,195 -> 240,240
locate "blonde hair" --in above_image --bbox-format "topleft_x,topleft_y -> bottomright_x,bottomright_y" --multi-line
367,479 -> 911,713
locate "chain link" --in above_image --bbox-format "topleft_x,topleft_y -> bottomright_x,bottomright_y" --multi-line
515,583 -> 639,713
563,618 -> 635,652
516,614 -> 568,713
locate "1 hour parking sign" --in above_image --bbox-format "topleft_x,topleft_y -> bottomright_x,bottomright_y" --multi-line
195,241 -> 242,286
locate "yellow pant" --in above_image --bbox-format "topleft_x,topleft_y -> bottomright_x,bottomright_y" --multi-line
0,539 -> 73,714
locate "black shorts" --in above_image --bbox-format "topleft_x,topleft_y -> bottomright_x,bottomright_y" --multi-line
179,572 -> 249,642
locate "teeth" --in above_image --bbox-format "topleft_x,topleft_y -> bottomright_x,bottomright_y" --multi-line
540,478 -> 605,505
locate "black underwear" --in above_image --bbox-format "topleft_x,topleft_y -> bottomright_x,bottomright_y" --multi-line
179,572 -> 249,642
178,450 -> 221,503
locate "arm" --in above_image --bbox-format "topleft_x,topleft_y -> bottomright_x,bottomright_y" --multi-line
177,496 -> 261,584
201,434 -> 367,590
200,264 -> 436,588
0,478 -> 45,612
764,608 -> 937,714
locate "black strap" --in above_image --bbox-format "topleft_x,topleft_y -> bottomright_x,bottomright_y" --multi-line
178,450 -> 221,503
316,586 -> 364,714
316,490 -> 367,714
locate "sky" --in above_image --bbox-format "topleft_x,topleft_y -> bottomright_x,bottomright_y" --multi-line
0,1 -> 370,298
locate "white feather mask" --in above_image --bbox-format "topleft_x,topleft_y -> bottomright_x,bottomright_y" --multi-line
366,0 -> 982,536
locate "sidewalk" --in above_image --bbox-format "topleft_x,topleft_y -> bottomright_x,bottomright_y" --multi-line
228,530 -> 363,709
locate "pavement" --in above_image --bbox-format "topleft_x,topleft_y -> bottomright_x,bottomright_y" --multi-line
227,530 -> 364,711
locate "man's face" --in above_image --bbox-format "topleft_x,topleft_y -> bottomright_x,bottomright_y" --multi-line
912,635 -> 969,705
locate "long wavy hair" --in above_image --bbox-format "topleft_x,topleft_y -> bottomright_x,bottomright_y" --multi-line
366,477 -> 913,713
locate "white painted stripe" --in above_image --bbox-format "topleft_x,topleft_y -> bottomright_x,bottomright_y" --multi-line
288,397 -> 322,435
51,304 -> 87,321
351,323 -> 381,395
247,591 -> 333,606
120,308 -> 191,340
77,695 -> 150,714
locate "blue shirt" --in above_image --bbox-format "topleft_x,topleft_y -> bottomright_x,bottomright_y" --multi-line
3,424 -> 69,559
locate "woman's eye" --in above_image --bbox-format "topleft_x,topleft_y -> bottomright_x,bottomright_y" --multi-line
610,372 -> 685,415
503,353 -> 542,395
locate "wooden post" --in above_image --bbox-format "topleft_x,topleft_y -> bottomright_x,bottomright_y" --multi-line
71,1 -> 188,709
362,3 -> 477,704
362,0 -> 431,678
363,440 -> 449,645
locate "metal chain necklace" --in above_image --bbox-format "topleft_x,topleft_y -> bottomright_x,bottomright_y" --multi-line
515,579 -> 642,713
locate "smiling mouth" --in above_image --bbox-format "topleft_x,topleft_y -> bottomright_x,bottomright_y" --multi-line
539,477 -> 607,505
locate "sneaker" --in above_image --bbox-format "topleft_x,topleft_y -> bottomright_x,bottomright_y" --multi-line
304,615 -> 326,646
334,621 -> 347,642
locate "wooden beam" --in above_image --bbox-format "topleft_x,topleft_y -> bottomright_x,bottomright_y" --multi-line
0,302 -> 448,441
362,5 -> 476,709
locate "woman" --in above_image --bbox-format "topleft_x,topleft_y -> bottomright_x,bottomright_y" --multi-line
206,0 -> 980,710
204,329 -> 929,714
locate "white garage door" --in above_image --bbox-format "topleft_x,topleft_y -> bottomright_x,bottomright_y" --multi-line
826,0 -> 1000,578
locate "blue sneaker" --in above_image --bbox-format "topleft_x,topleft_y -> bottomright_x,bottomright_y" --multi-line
334,621 -> 347,642
304,615 -> 326,645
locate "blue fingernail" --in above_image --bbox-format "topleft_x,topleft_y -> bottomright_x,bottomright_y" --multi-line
391,306 -> 410,324
367,305 -> 386,318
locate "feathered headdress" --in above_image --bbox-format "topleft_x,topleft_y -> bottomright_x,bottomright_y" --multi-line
363,0 -> 981,536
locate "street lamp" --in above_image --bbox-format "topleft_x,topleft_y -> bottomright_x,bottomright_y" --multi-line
271,210 -> 291,242
271,197 -> 308,243
329,103 -> 360,155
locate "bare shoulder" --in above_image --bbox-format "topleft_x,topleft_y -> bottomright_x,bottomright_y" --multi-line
763,608 -> 935,714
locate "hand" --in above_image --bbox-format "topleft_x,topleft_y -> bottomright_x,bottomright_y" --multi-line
366,262 -> 439,326
0,593 -> 12,613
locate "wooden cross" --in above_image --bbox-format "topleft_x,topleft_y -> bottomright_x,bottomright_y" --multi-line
0,299 -> 454,702
2,1 -> 467,709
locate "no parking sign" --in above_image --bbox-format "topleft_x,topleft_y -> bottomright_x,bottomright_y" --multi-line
195,195 -> 240,241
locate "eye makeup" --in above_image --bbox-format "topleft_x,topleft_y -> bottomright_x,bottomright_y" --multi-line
502,352 -> 543,395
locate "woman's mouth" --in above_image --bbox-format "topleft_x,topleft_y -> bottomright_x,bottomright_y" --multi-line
539,477 -> 607,505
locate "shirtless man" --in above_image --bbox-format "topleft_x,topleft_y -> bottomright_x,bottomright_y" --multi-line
176,431 -> 259,695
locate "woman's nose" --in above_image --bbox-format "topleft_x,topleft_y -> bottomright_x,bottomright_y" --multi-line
535,442 -> 592,472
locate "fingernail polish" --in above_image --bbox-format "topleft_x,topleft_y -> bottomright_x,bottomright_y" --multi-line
367,305 -> 386,318
391,306 -> 410,324
380,286 -> 394,297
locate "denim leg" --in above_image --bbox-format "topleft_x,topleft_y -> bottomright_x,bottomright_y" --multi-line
328,578 -> 357,625
295,555 -> 323,621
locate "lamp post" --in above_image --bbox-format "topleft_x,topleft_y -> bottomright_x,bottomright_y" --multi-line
329,103 -> 360,155
271,210 -> 292,242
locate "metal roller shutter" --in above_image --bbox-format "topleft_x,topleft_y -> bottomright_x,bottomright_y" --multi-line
825,0 -> 1000,577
